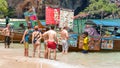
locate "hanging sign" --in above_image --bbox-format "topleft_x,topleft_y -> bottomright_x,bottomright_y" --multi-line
59,9 -> 74,29
46,6 -> 60,25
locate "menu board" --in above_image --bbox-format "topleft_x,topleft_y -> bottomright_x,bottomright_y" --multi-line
101,39 -> 113,49
68,34 -> 78,47
88,38 -> 101,50
59,9 -> 74,29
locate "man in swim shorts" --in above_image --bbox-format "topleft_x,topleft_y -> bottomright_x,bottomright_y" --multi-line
60,27 -> 69,54
2,24 -> 11,48
43,26 -> 58,60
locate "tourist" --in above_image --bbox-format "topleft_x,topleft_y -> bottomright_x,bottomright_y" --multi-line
43,27 -> 50,59
32,26 -> 42,58
20,26 -> 32,57
43,26 -> 58,60
2,24 -> 11,48
60,27 -> 69,54
82,32 -> 89,54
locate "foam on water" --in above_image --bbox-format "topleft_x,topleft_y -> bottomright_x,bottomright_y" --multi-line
12,56 -> 86,68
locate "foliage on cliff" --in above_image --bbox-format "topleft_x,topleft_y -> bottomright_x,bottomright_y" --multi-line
0,0 -> 8,18
0,0 -> 120,19
84,0 -> 119,19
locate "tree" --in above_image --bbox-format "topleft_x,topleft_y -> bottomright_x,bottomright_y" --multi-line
84,0 -> 119,19
0,0 -> 8,18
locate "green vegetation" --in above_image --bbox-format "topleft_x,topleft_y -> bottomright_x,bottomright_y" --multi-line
0,0 -> 15,18
0,0 -> 119,19
84,0 -> 119,19
0,0 -> 8,18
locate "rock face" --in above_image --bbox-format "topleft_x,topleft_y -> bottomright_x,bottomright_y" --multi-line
60,0 -> 89,15
7,0 -> 23,8
7,0 -> 89,18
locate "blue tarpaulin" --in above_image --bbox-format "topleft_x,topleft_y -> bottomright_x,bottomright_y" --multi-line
87,19 -> 120,27
41,22 -> 46,26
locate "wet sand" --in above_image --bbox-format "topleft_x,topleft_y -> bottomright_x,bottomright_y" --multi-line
0,43 -> 120,68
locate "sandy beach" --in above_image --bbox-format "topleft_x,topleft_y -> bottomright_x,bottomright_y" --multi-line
0,43 -> 120,68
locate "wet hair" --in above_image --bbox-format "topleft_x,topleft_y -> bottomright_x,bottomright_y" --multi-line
83,32 -> 88,36
27,26 -> 31,29
51,26 -> 55,30
46,27 -> 50,31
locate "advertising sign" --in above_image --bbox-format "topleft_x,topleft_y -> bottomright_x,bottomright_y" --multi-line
46,6 -> 60,25
68,34 -> 78,47
101,39 -> 113,49
59,9 -> 74,29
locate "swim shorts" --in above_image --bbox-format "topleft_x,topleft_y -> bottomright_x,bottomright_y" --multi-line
47,41 -> 56,49
24,42 -> 29,49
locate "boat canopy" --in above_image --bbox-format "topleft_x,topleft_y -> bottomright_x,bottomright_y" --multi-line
86,19 -> 120,27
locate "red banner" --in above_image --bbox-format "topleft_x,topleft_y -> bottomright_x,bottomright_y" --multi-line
46,6 -> 60,25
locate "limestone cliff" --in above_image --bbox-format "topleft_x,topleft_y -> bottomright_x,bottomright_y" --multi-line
7,0 -> 89,18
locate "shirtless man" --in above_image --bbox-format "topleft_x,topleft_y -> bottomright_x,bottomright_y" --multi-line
2,24 -> 11,48
43,26 -> 58,60
32,26 -> 42,58
60,27 -> 69,54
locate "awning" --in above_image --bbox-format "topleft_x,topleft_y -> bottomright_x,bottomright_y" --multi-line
86,19 -> 120,27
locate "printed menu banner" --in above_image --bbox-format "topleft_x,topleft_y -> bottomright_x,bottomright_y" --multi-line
101,39 -> 113,49
46,6 -> 60,25
68,34 -> 78,47
59,9 -> 74,29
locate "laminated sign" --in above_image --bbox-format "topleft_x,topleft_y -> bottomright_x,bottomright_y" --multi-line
59,9 -> 74,29
101,39 -> 113,49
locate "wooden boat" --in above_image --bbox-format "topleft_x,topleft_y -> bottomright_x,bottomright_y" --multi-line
0,20 -> 44,42
57,35 -> 101,52
57,19 -> 120,52
0,27 -> 24,42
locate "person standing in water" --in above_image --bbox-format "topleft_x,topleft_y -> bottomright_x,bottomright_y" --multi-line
82,32 -> 89,54
20,26 -> 32,57
60,27 -> 69,54
43,26 -> 58,60
32,26 -> 42,58
2,24 -> 11,48
43,27 -> 50,59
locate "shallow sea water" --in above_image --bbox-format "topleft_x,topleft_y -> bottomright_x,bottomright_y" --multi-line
0,43 -> 120,68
